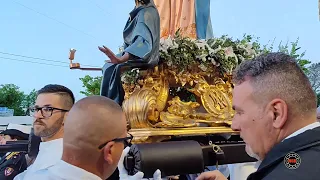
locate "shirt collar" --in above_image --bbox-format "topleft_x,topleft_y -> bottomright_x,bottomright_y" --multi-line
284,122 -> 320,141
49,160 -> 102,180
39,138 -> 63,151
30,138 -> 63,171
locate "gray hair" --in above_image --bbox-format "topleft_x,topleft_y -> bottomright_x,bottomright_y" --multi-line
233,52 -> 317,116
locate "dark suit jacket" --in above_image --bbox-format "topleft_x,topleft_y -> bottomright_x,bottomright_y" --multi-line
0,152 -> 27,180
247,126 -> 320,180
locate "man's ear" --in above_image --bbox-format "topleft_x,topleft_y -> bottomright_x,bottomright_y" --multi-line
103,142 -> 115,165
62,112 -> 69,126
268,99 -> 288,129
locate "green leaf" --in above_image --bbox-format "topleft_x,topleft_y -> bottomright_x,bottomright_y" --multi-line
79,75 -> 102,96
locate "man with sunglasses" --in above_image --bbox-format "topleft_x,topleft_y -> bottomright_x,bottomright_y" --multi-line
26,95 -> 150,180
14,84 -> 75,180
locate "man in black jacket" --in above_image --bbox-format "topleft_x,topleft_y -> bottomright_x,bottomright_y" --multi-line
0,124 -> 31,180
196,52 -> 320,180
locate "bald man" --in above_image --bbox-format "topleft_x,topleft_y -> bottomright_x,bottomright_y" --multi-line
27,96 -> 144,180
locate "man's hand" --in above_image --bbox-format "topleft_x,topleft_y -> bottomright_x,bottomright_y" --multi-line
98,45 -> 123,64
196,170 -> 228,180
118,147 -> 144,180
0,136 -> 7,145
118,147 -> 162,180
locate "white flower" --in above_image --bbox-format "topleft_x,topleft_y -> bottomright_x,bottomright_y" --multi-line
198,64 -> 208,71
131,68 -> 139,73
195,39 -> 207,50
121,75 -> 127,83
160,36 -> 178,53
209,57 -> 217,65
246,43 -> 253,49
237,44 -> 246,50
224,46 -> 234,57
196,53 -> 207,62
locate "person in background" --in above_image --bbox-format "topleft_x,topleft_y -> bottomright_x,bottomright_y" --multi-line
99,0 -> 160,106
0,124 -> 31,180
27,96 -> 161,180
14,84 -> 75,180
196,52 -> 320,180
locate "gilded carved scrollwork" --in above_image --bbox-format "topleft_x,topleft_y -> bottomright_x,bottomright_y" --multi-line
122,65 -> 234,130
188,76 -> 234,121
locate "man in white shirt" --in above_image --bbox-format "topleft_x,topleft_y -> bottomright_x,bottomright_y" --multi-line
14,84 -> 75,180
196,52 -> 320,180
27,95 -> 149,180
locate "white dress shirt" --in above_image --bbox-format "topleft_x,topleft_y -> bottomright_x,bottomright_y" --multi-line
284,122 -> 320,141
27,159 -> 102,180
228,121 -> 320,180
228,162 -> 260,180
14,138 -> 63,180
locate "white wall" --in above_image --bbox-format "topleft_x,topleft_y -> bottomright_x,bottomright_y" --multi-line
0,116 -> 33,131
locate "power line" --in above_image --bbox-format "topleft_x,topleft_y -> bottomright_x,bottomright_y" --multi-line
0,51 -> 66,64
0,56 -> 68,68
0,51 -> 100,68
86,0 -> 109,16
11,0 -> 98,40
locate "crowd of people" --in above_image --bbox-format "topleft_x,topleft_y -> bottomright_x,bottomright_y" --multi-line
0,51 -> 319,180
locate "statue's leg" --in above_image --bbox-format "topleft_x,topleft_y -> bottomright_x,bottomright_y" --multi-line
100,61 -> 150,106
100,63 -> 114,97
100,63 -> 124,105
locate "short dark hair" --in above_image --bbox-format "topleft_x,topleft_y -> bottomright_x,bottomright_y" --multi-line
233,52 -> 317,116
37,84 -> 75,109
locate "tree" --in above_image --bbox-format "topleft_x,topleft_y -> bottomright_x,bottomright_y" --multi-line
79,75 -> 102,96
277,39 -> 311,74
306,62 -> 320,93
0,85 -> 37,116
317,93 -> 320,107
23,89 -> 37,115
263,38 -> 311,74
0,84 -> 26,116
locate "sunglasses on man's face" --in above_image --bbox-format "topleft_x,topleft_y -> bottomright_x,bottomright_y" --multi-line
29,106 -> 69,118
98,134 -> 133,149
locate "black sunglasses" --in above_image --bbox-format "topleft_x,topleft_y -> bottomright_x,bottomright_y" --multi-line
98,133 -> 133,149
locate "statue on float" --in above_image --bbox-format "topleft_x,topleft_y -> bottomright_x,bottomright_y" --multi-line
98,0 -> 160,106
154,0 -> 213,40
68,0 -> 261,143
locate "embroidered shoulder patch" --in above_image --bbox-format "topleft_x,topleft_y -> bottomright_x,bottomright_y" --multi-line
4,167 -> 14,176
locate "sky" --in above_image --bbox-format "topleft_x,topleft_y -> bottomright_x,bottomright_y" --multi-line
0,0 -> 319,101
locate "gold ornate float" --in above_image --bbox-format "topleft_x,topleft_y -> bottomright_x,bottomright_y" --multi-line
69,34 -> 261,143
